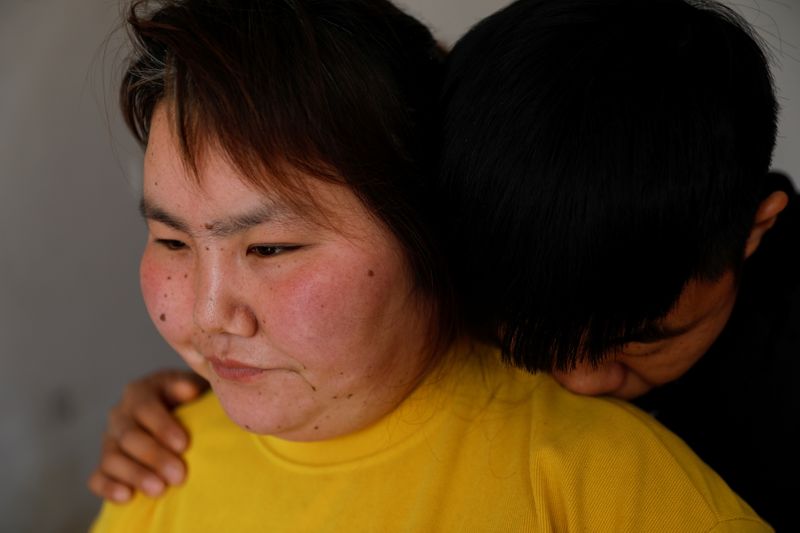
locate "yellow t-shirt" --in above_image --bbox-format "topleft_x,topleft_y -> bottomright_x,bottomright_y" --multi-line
92,348 -> 770,532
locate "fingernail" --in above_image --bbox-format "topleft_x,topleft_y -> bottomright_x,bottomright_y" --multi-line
163,463 -> 184,485
169,433 -> 186,452
112,486 -> 131,502
142,477 -> 164,497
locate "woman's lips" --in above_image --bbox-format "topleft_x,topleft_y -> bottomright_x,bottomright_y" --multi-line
208,357 -> 267,382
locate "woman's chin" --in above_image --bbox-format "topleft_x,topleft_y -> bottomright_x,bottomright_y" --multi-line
211,381 -> 316,438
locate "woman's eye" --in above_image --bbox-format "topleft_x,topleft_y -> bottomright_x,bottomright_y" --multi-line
155,239 -> 187,251
247,245 -> 297,258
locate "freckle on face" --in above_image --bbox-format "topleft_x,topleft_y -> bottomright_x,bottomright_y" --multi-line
368,270 -> 374,277
160,313 -> 167,322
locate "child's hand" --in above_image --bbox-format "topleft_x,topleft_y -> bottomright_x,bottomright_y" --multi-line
87,369 -> 208,502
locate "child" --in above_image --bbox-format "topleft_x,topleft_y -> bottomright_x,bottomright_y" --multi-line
439,0 -> 794,528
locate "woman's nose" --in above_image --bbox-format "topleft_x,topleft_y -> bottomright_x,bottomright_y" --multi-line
192,254 -> 258,338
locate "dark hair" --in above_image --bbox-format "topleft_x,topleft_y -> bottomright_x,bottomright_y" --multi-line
439,0 -> 778,371
121,0 -> 457,352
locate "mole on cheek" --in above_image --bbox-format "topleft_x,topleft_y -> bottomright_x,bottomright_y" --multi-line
167,276 -> 172,280
367,270 -> 374,277
204,223 -> 213,230
159,313 -> 167,322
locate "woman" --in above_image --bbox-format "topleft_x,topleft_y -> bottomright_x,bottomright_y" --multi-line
92,0 -> 769,531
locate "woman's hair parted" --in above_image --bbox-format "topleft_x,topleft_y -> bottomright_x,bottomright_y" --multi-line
120,0 -> 459,354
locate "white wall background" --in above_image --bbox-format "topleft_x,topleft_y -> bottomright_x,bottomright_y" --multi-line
0,0 -> 797,531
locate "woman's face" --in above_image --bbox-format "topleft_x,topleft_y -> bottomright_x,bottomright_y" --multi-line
139,107 -> 433,441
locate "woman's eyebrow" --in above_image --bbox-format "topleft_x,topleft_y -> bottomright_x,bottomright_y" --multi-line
139,197 -> 293,237
205,204 -> 294,237
140,197 -> 189,233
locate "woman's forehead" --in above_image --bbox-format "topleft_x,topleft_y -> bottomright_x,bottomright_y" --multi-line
144,107 -> 341,228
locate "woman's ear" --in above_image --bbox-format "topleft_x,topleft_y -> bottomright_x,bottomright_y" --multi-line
744,190 -> 790,259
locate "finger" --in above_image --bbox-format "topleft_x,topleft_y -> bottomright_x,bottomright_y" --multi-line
143,368 -> 207,407
87,470 -> 133,503
117,427 -> 186,486
131,397 -> 191,453
163,373 -> 208,405
106,406 -> 133,443
99,450 -> 168,498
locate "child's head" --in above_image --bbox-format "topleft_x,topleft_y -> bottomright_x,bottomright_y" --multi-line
440,0 -> 779,373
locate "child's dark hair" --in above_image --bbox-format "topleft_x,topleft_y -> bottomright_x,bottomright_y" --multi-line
121,0 -> 457,353
439,0 -> 778,371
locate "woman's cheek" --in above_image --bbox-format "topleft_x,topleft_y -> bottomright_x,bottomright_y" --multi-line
140,248 -> 195,353
264,258 -> 395,359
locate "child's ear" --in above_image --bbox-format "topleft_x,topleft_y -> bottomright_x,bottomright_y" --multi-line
744,190 -> 789,259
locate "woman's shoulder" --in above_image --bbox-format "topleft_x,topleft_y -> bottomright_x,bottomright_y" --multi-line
521,371 -> 769,531
91,392 -> 256,533
173,391 -> 254,455
174,390 -> 228,428
451,350 -> 771,531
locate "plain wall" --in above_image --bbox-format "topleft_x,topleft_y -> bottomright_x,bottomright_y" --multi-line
0,0 -> 797,531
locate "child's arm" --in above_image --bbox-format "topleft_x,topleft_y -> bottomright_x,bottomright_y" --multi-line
87,369 -> 208,502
